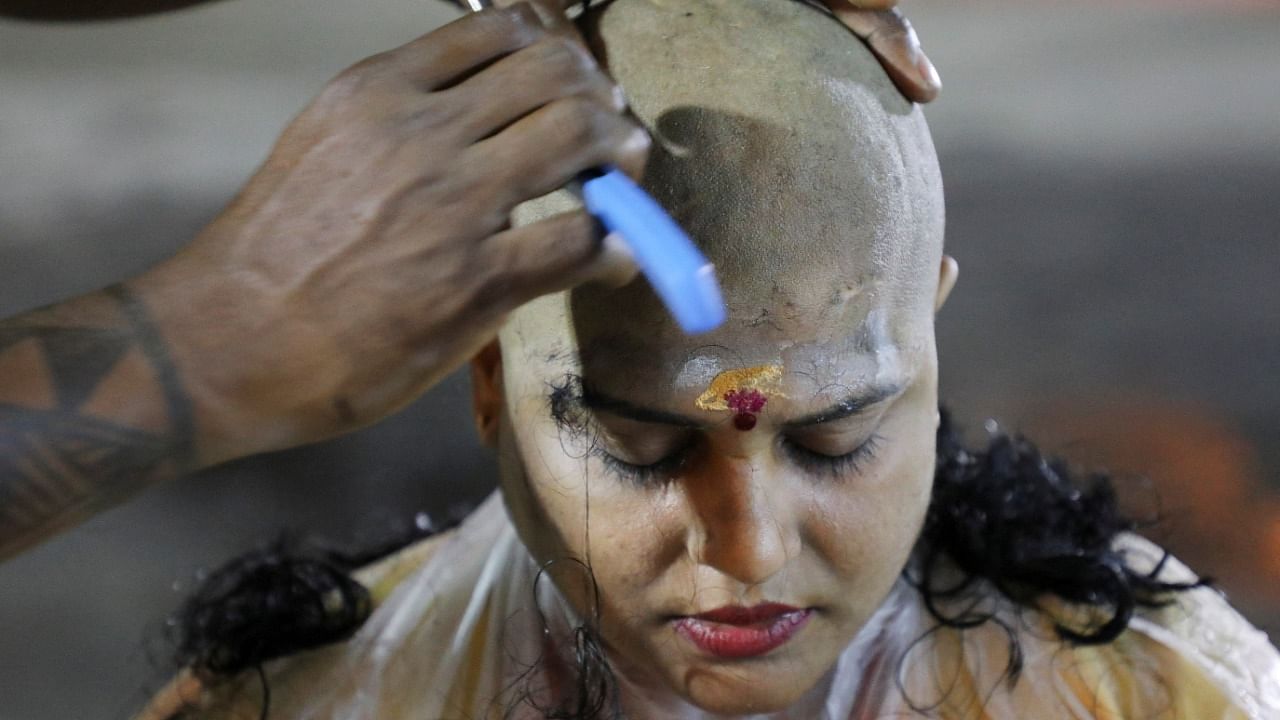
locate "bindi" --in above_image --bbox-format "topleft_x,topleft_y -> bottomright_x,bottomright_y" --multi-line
725,388 -> 768,430
695,365 -> 785,431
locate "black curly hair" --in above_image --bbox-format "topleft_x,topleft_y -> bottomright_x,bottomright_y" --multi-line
170,408 -> 1208,719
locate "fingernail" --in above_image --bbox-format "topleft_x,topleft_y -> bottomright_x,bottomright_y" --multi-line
916,53 -> 941,93
598,232 -> 640,288
601,231 -> 633,262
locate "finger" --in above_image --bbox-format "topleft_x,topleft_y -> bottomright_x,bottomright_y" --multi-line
493,0 -> 582,39
485,211 -> 639,306
447,35 -> 625,143
393,4 -> 549,90
593,233 -> 641,289
821,3 -> 940,104
471,96 -> 651,209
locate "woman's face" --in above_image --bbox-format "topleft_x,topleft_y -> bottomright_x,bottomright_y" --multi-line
474,3 -> 949,710
480,251 -> 950,713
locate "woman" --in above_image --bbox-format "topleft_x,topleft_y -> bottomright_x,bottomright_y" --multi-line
144,1 -> 1280,718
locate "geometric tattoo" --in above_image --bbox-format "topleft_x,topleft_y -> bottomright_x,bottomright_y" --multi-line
0,284 -> 194,559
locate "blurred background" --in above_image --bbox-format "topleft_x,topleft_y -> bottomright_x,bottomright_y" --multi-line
0,0 -> 1276,717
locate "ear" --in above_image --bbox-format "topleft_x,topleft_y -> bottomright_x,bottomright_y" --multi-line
469,339 -> 504,448
935,255 -> 959,313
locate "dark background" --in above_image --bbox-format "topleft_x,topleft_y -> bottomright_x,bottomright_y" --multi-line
1,1 -> 1276,717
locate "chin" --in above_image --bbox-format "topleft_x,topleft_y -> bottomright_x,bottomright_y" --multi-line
687,688 -> 807,716
680,665 -> 819,715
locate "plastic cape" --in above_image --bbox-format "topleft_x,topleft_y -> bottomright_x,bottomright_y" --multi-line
153,492 -> 1280,720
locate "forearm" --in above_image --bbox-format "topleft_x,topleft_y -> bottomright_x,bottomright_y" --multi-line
0,234 -> 385,561
0,283 -> 194,560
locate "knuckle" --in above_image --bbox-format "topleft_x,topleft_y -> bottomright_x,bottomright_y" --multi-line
500,3 -> 547,40
505,219 -> 595,289
528,39 -> 613,104
597,77 -> 627,112
471,251 -> 519,309
353,50 -> 397,78
459,4 -> 543,56
555,36 -> 598,72
622,127 -> 653,160
608,127 -> 652,174
326,53 -> 390,99
548,97 -> 603,145
536,36 -> 591,77
557,214 -> 600,265
598,113 -> 645,149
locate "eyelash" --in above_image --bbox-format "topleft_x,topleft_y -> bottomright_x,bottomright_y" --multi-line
781,433 -> 884,480
591,433 -> 885,485
591,442 -> 693,486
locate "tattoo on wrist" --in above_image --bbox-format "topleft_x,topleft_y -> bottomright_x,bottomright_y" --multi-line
0,284 -> 194,558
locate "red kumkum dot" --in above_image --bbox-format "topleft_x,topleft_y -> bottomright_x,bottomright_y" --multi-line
725,389 -> 768,414
733,413 -> 758,431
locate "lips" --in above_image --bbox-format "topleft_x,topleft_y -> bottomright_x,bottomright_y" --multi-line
673,603 -> 813,659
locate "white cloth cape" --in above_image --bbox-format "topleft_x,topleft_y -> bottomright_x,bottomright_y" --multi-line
195,492 -> 1280,719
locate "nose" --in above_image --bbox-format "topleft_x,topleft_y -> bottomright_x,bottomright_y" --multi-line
685,454 -> 800,587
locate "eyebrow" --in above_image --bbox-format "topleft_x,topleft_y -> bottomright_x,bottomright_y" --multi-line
577,382 -> 901,429
579,385 -> 703,428
779,384 -> 901,429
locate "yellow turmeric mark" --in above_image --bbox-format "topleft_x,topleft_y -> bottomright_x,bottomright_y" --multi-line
695,364 -> 785,412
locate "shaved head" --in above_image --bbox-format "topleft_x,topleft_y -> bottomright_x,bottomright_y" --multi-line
508,0 -> 943,365
478,0 -> 951,713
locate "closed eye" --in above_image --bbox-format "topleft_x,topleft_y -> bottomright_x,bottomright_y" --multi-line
781,434 -> 883,480
591,441 -> 695,486
593,433 -> 884,485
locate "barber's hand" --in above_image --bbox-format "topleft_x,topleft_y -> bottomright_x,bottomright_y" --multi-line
140,5 -> 647,464
509,0 -> 939,104
820,0 -> 940,103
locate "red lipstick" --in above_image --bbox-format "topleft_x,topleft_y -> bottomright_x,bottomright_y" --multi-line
674,603 -> 812,659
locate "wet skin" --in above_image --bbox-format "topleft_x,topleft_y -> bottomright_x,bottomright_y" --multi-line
469,1 -> 957,713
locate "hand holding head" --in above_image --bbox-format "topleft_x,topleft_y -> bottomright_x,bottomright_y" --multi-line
488,0 -> 940,103
139,3 -> 649,464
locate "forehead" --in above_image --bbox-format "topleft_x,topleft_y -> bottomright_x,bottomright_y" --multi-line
566,288 -> 921,395
505,284 -> 926,408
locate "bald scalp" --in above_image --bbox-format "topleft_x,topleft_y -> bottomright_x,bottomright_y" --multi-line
507,0 -> 943,357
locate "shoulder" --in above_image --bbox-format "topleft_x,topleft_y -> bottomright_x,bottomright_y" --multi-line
1112,533 -> 1280,718
905,533 -> 1280,719
1027,533 -> 1280,719
353,529 -> 453,603
133,531 -> 456,720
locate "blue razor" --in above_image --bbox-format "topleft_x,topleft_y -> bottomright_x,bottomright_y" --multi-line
462,0 -> 726,334
575,169 -> 726,333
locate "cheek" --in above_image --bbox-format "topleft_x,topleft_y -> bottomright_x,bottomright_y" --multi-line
500,412 -> 677,608
805,407 -> 935,588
